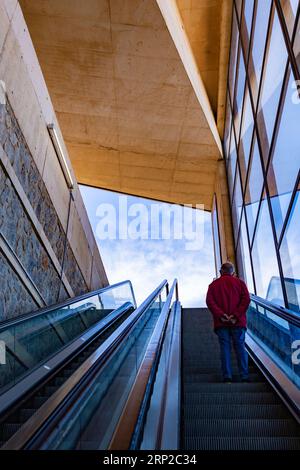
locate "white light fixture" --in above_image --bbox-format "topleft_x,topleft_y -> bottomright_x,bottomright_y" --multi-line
47,124 -> 74,189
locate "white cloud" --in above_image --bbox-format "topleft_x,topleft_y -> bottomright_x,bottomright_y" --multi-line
81,186 -> 216,308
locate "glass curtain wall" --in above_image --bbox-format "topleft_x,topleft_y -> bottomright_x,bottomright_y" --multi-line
224,0 -> 300,312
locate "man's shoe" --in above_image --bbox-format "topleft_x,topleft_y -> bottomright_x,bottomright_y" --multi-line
241,377 -> 250,383
223,378 -> 232,383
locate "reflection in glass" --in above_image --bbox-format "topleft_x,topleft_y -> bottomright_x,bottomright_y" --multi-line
268,70 -> 300,239
280,0 -> 298,37
251,197 -> 284,306
227,128 -> 238,197
224,94 -> 232,159
235,0 -> 243,21
294,14 -> 300,71
233,47 -> 246,138
280,191 -> 300,312
242,0 -> 255,58
244,137 -> 264,242
247,299 -> 300,387
229,11 -> 239,105
248,0 -> 272,106
257,9 -> 288,160
236,211 -> 254,293
232,168 -> 243,239
238,84 -> 254,189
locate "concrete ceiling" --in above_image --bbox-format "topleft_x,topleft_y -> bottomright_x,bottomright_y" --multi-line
20,0 -> 232,210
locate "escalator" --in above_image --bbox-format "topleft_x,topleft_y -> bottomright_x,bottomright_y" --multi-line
182,308 -> 300,450
0,280 -> 137,447
0,278 -> 299,450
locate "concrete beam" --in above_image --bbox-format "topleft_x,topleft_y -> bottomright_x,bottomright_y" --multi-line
156,0 -> 223,156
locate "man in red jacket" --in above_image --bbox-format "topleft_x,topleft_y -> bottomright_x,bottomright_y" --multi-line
206,262 -> 251,383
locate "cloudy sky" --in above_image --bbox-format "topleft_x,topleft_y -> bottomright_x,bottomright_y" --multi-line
80,186 -> 216,307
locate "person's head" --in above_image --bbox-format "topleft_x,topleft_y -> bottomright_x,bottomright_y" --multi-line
220,262 -> 235,276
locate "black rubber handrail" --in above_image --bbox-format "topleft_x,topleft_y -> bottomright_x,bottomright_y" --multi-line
0,280 -> 136,330
2,280 -> 168,450
250,293 -> 300,327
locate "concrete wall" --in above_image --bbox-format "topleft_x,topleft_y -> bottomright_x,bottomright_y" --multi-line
0,0 -> 108,321
213,159 -> 236,266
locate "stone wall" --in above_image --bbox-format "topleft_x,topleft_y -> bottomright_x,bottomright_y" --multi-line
0,0 -> 108,321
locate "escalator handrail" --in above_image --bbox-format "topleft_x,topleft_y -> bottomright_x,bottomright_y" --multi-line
1,280 -> 168,450
145,300 -> 182,450
250,293 -> 300,327
108,279 -> 178,450
0,280 -> 136,330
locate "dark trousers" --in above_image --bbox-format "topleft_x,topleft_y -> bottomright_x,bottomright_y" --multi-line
215,327 -> 249,379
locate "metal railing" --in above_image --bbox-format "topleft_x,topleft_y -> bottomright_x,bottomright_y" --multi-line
247,293 -> 300,421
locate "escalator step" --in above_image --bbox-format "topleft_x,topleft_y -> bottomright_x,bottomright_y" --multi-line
183,367 -> 256,375
183,436 -> 300,451
53,377 -> 65,387
184,419 -> 300,437
184,404 -> 291,420
184,373 -> 262,383
184,391 -> 280,405
184,382 -> 270,393
33,396 -> 49,408
19,408 -> 37,421
0,423 -> 21,440
44,385 -> 58,396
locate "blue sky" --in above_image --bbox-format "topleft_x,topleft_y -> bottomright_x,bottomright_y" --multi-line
80,186 -> 216,307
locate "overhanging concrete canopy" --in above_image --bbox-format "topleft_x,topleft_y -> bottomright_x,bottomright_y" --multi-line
20,0 -> 232,210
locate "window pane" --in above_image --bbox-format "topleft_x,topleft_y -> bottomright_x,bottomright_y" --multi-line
268,69 -> 300,239
241,0 -> 255,57
249,0 -> 272,106
229,11 -> 239,105
280,0 -> 298,37
238,84 -> 254,188
257,9 -> 288,161
227,128 -> 238,197
235,0 -> 243,21
233,47 -> 246,138
280,190 -> 300,312
251,197 -> 284,306
294,13 -> 300,72
212,196 -> 222,275
224,93 -> 232,159
232,167 -> 243,240
236,210 -> 255,293
244,137 -> 264,242
244,0 -> 255,34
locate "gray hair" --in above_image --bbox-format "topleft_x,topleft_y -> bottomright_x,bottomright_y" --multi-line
220,262 -> 235,275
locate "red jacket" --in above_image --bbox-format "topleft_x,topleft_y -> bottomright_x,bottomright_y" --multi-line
206,274 -> 250,329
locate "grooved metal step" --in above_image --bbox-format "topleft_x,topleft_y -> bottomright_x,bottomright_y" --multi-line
184,404 -> 291,420
181,307 -> 300,451
184,382 -> 270,393
184,419 -> 300,437
184,391 -> 280,405
184,436 -> 300,451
